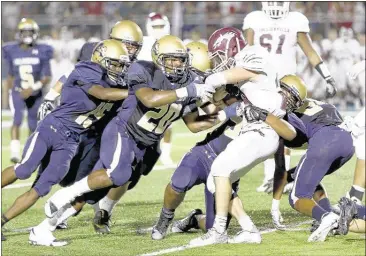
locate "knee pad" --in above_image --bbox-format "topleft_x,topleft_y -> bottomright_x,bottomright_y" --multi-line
33,182 -> 52,197
14,163 -> 34,180
109,168 -> 132,187
170,166 -> 196,193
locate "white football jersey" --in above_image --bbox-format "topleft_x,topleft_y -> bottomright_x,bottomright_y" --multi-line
331,38 -> 360,64
243,11 -> 310,78
137,36 -> 156,61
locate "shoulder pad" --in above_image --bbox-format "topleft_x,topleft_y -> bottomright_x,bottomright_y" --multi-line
73,61 -> 103,85
243,11 -> 263,30
289,12 -> 310,33
235,45 -> 269,73
126,61 -> 153,83
37,44 -> 54,60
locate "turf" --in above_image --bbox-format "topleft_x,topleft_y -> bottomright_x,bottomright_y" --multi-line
1,119 -> 365,256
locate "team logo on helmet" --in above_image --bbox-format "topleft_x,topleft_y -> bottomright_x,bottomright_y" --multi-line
213,32 -> 236,49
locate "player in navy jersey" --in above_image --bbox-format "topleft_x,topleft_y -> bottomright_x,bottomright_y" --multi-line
271,98 -> 355,242
2,18 -> 53,163
45,35 -> 220,224
1,40 -> 131,241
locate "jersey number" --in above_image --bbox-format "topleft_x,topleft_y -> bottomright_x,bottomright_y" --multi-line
19,65 -> 35,89
137,103 -> 182,134
259,34 -> 286,54
75,102 -> 114,128
295,100 -> 323,116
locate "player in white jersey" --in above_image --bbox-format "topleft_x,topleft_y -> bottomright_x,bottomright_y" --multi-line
243,2 -> 337,193
189,27 -> 304,246
331,27 -> 361,109
137,12 -> 175,167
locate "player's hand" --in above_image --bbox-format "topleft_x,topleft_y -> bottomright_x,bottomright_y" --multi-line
243,105 -> 269,123
186,82 -> 216,102
37,101 -> 56,121
325,77 -> 337,99
348,60 -> 365,80
271,209 -> 285,230
20,88 -> 33,99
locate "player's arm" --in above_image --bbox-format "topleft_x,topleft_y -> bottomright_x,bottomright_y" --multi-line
242,12 -> 255,45
183,110 -> 221,133
273,138 -> 288,200
206,67 -> 258,89
33,45 -> 54,91
87,86 -> 129,101
265,115 -> 297,141
243,28 -> 254,45
135,87 -> 181,108
6,75 -> 14,91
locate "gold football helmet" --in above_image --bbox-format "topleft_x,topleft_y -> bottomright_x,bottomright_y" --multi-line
186,41 -> 211,76
17,18 -> 39,45
91,39 -> 130,83
279,75 -> 308,112
152,35 -> 189,80
110,20 -> 143,60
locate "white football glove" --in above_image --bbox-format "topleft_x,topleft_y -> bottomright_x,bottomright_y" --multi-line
348,60 -> 366,80
37,101 -> 56,121
204,72 -> 228,89
271,209 -> 285,230
196,84 -> 216,102
339,116 -> 354,133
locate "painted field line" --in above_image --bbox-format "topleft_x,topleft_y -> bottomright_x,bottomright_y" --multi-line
4,182 -> 33,189
138,221 -> 312,256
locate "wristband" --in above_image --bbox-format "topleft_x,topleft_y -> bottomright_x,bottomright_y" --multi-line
315,62 -> 331,80
175,87 -> 188,99
44,88 -> 61,101
32,81 -> 43,91
217,110 -> 227,122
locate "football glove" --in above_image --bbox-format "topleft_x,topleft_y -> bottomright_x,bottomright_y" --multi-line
271,209 -> 285,230
37,101 -> 56,121
325,77 -> 337,99
243,105 -> 268,123
348,60 -> 365,80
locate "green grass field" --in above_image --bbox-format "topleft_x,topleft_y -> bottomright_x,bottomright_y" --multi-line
1,117 -> 365,256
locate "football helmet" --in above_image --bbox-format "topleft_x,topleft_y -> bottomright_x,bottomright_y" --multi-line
279,75 -> 307,112
152,35 -> 189,80
186,41 -> 211,76
339,27 -> 354,42
16,18 -> 39,45
91,39 -> 130,83
262,2 -> 290,19
208,27 -> 246,73
146,12 -> 171,40
110,20 -> 144,61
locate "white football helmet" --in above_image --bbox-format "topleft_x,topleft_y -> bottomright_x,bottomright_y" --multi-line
146,12 -> 171,40
262,2 -> 290,19
339,27 -> 354,42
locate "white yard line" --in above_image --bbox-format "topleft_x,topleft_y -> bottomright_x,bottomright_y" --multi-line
138,221 -> 312,256
4,182 -> 33,189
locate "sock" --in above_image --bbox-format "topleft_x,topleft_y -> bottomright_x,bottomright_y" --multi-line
349,185 -> 365,202
161,142 -> 172,157
99,196 -> 119,216
285,155 -> 291,171
238,215 -> 255,231
1,214 -> 9,226
213,215 -> 227,234
318,198 -> 332,212
162,207 -> 174,219
55,206 -> 77,229
10,140 -> 20,158
70,176 -> 92,195
263,158 -> 275,182
312,205 -> 328,222
92,202 -> 100,213
356,205 -> 366,220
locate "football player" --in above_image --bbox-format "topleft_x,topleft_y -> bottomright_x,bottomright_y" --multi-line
270,96 -> 354,241
44,35 -> 219,233
2,18 -> 53,163
138,12 -> 175,167
243,2 -> 337,193
188,27 -> 302,246
1,40 -> 131,242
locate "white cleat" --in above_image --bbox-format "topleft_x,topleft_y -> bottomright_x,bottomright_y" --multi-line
189,228 -> 228,247
308,212 -> 339,242
228,229 -> 262,244
256,179 -> 273,193
283,182 -> 294,194
29,227 -> 67,247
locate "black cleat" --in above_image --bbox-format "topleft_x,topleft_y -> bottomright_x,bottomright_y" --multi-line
171,209 -> 203,233
337,197 -> 358,235
151,211 -> 174,240
56,220 -> 68,230
93,210 -> 111,234
10,157 -> 20,164
310,219 -> 320,233
2,232 -> 6,241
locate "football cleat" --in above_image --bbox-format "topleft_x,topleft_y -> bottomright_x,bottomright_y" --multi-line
337,197 -> 358,235
346,192 -> 363,205
151,212 -> 173,240
171,209 -> 202,233
10,157 -> 20,164
29,227 -> 67,247
228,228 -> 262,244
2,232 -> 6,241
308,212 -> 339,242
283,182 -> 294,194
56,220 -> 68,230
93,210 -> 111,234
310,219 -> 320,233
256,179 -> 273,193
189,228 -> 228,247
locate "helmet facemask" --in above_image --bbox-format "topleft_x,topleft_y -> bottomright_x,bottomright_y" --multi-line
262,2 -> 290,20
156,53 -> 189,80
102,57 -> 130,84
209,50 -> 236,73
279,82 -> 304,112
18,29 -> 38,45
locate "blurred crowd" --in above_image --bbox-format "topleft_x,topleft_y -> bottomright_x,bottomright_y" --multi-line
1,1 -> 365,110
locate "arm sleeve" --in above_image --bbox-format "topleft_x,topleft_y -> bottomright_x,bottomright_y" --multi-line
234,46 -> 269,73
40,45 -> 53,78
126,62 -> 151,92
2,46 -> 14,76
